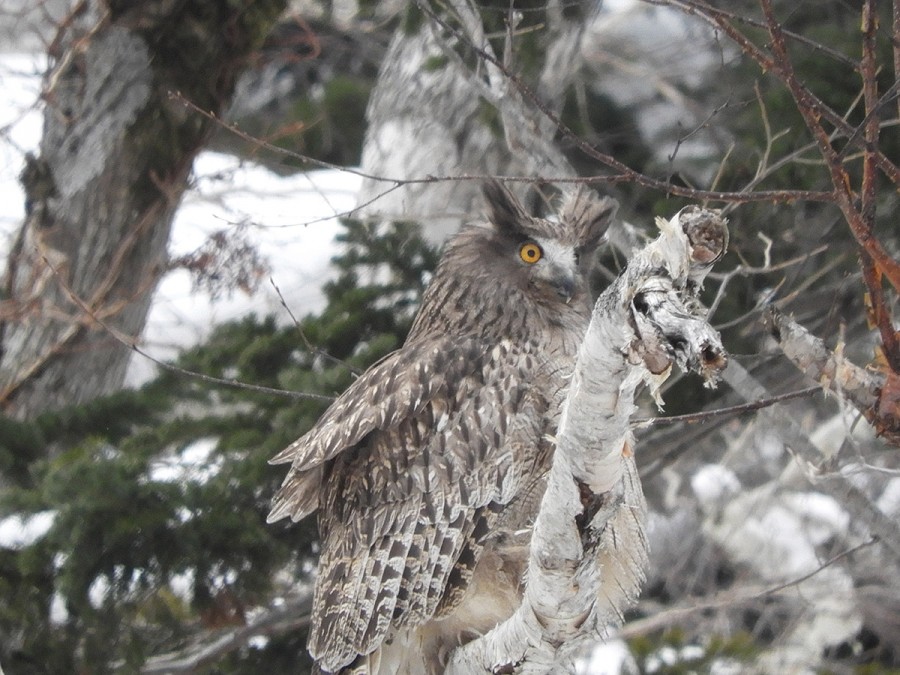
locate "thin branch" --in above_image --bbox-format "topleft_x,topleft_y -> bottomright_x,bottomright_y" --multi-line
858,0 -> 900,371
633,385 -> 820,427
40,254 -> 334,402
140,592 -> 314,674
270,278 -> 359,375
705,242 -> 829,319
619,538 -> 879,639
666,100 -> 732,165
176,91 -> 565,195
895,0 -> 900,120
414,1 -> 833,205
835,79 -> 900,163
138,346 -> 333,402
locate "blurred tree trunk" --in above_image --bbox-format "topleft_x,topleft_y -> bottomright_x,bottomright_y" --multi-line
0,0 -> 287,420
355,1 -> 592,241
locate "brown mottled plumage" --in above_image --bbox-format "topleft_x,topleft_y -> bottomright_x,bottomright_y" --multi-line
268,182 -> 617,674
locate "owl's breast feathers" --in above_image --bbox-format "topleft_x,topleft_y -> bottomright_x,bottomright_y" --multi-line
268,333 -> 575,672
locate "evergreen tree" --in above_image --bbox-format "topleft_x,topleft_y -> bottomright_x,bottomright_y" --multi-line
0,219 -> 437,673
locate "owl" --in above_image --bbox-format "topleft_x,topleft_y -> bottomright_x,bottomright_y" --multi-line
268,181 -> 618,673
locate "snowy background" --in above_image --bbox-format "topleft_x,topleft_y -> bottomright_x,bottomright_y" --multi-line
2,2 -> 898,672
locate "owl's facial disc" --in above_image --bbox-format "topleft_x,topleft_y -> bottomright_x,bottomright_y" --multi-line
524,238 -> 578,303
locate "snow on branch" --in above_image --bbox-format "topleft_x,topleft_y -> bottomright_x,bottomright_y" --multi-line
446,207 -> 729,673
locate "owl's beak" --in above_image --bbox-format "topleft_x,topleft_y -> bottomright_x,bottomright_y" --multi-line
551,271 -> 576,304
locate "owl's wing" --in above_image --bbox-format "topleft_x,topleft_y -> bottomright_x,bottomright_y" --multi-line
305,338 -> 551,672
267,336 -> 487,523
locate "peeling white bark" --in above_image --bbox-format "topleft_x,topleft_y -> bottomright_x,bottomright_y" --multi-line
445,207 -> 728,673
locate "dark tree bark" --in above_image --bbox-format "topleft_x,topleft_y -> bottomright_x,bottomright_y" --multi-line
0,0 -> 287,420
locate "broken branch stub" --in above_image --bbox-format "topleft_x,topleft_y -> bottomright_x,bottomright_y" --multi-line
764,307 -> 900,446
623,206 -> 729,393
445,207 -> 729,673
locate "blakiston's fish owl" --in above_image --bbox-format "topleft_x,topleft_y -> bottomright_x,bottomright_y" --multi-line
268,182 -> 618,673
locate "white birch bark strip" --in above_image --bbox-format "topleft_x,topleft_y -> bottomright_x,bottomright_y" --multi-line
446,207 -> 729,673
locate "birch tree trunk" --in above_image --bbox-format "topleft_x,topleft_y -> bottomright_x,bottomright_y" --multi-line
0,0 -> 287,420
447,207 -> 729,672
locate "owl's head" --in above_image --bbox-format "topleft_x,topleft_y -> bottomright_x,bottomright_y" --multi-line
476,180 -> 618,307
407,181 -> 618,343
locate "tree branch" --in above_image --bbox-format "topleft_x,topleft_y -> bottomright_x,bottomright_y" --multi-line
446,208 -> 729,672
619,537 -> 878,639
764,307 -> 900,445
140,592 -> 313,674
402,1 -> 834,206
722,359 -> 900,559
894,0 -> 900,121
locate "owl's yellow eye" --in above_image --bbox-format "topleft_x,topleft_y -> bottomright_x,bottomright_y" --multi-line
519,242 -> 542,264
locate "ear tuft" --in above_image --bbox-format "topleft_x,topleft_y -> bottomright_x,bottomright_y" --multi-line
559,186 -> 618,251
482,180 -> 530,236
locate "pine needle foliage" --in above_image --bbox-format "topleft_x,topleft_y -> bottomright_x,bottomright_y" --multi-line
0,219 -> 437,673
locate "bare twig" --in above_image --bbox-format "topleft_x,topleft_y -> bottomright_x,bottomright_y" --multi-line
37,254 -> 334,402
723,360 -> 900,559
270,278 -> 359,375
634,385 -> 820,427
619,538 -> 879,638
705,243 -> 829,320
